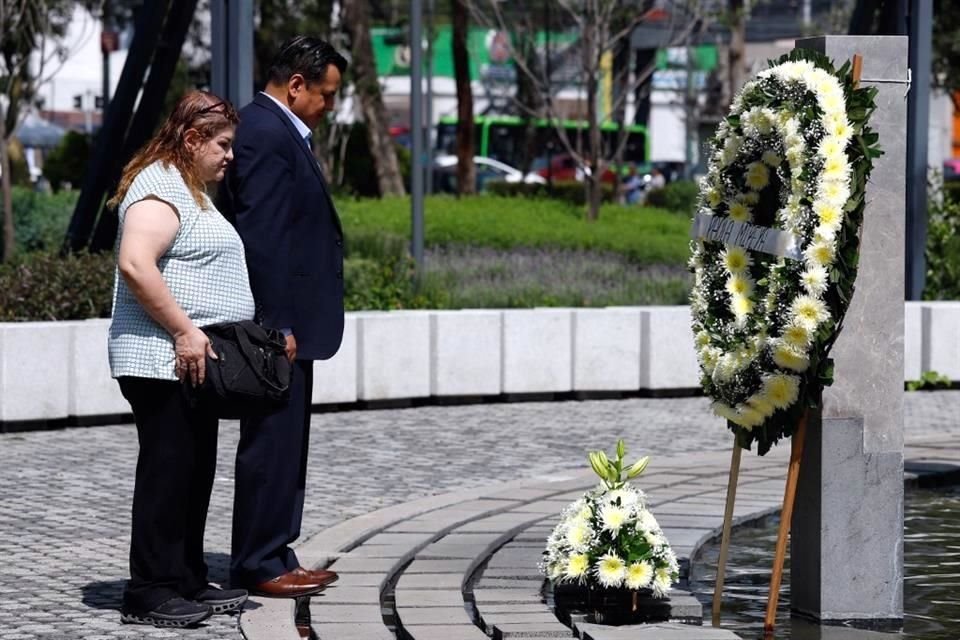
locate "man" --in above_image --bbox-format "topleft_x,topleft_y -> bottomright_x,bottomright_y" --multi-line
219,36 -> 347,598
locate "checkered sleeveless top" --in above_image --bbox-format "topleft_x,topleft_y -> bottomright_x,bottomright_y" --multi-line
108,161 -> 256,381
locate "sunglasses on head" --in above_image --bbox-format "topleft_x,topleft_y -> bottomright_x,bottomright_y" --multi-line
196,101 -> 227,115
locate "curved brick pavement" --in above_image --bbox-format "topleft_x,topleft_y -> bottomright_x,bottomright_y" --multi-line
0,392 -> 958,640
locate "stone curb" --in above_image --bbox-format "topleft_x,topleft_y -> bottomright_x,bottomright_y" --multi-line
240,442 -> 960,640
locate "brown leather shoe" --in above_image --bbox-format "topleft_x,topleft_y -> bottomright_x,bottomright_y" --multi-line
249,570 -> 328,598
293,567 -> 338,587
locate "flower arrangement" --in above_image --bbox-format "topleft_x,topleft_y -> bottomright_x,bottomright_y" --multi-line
541,440 -> 679,597
689,49 -> 881,455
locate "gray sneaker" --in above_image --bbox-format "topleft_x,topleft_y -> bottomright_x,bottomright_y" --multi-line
120,596 -> 213,628
193,586 -> 248,614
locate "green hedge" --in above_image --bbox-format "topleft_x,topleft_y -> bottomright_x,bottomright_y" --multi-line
645,180 -> 699,214
339,195 -> 691,266
0,251 -> 114,321
6,187 -> 78,254
485,180 -> 615,204
924,190 -> 960,300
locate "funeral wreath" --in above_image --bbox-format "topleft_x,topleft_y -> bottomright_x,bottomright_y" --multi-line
689,49 -> 881,455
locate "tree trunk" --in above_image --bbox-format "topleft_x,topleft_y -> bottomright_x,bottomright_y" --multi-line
584,18 -> 602,221
0,108 -> 14,262
728,0 -> 746,102
452,0 -> 475,195
342,0 -> 405,196
516,24 -> 544,174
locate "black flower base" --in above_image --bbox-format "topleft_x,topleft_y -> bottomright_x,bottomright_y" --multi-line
553,583 -> 671,626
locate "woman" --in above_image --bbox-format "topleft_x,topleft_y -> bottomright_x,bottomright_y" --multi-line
107,91 -> 253,628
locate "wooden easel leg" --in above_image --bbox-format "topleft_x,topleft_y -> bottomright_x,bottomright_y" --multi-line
712,437 -> 742,627
763,411 -> 809,637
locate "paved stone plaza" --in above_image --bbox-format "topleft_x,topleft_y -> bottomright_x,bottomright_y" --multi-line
0,392 -> 958,639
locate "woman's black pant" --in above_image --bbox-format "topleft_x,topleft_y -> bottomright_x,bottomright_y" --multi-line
118,376 -> 219,611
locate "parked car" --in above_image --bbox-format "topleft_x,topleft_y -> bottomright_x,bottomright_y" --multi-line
432,155 -> 546,193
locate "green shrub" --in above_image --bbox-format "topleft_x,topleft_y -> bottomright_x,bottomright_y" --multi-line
645,179 -> 699,214
906,370 -> 953,391
485,180 -> 615,205
42,131 -> 91,191
339,195 -> 691,266
0,251 -> 114,321
5,186 -> 77,254
343,256 -> 433,310
924,187 -> 960,300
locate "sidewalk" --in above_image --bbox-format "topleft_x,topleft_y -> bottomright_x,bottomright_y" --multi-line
0,393 -> 957,640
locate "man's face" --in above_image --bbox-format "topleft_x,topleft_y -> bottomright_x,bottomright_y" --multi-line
289,65 -> 342,130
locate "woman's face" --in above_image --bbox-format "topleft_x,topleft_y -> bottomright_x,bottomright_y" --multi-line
189,126 -> 235,183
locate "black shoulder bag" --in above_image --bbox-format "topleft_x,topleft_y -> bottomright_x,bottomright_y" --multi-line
185,320 -> 291,418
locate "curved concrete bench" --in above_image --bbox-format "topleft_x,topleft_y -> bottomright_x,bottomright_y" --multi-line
239,447 -> 792,640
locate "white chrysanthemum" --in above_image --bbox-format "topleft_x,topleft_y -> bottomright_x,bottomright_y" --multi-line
652,567 -> 673,598
699,346 -> 721,371
721,135 -> 742,166
565,518 -> 593,552
722,246 -> 752,274
599,504 -> 629,537
785,133 -> 804,150
636,509 -> 660,533
706,187 -> 723,208
818,135 -> 845,160
762,374 -> 801,410
801,265 -> 829,296
772,342 -> 810,372
822,154 -> 852,183
731,293 -> 755,320
786,145 -> 805,168
625,562 -> 654,590
645,529 -> 666,548
733,405 -> 765,429
712,401 -> 739,422
804,239 -> 836,268
824,112 -> 854,144
606,488 -> 640,508
728,201 -> 752,222
761,150 -> 782,167
816,179 -> 851,208
745,162 -> 770,191
695,330 -> 711,348
548,563 -> 564,580
782,322 -> 813,351
779,116 -> 800,137
748,394 -> 776,418
565,553 -> 590,581
791,295 -> 829,329
738,191 -> 760,205
726,273 -> 755,298
595,553 -> 626,588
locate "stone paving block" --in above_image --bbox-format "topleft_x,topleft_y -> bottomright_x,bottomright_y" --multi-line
572,308 -> 641,391
418,543 -> 490,559
402,624 -> 490,640
456,513 -> 547,533
480,611 -> 562,625
69,319 -> 130,417
336,544 -> 415,558
312,622 -> 395,640
405,559 -> 475,574
482,568 -> 545,579
665,591 -> 703,621
396,606 -> 474,626
313,314 -> 358,404
493,621 -> 574,638
502,309 -> 573,393
326,572 -> 387,587
478,604 -> 560,614
477,578 -> 547,590
483,488 -> 561,501
395,588 -> 466,607
313,586 -> 382,605
509,502 -> 571,516
396,573 -> 465,590
473,588 -> 544,605
309,603 -> 387,623
329,557 -> 401,573
362,531 -> 438,546
0,322 -> 72,421
577,622 -> 739,640
431,310 -> 503,396
357,311 -> 431,400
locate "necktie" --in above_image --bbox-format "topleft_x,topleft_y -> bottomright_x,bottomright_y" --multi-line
304,133 -> 313,152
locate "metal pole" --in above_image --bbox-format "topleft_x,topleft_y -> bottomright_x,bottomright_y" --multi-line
906,0 -> 931,300
545,1 -> 553,190
411,0 -> 425,283
211,0 -> 254,108
425,0 -> 434,195
101,0 -> 111,113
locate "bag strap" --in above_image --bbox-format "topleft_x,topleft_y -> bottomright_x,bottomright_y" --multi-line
232,324 -> 289,393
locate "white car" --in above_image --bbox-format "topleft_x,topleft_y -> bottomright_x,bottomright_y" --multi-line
433,154 -> 547,191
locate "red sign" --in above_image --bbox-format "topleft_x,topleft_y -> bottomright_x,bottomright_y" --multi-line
101,31 -> 119,53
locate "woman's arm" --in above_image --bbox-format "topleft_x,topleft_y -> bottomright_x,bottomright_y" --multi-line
118,198 -> 216,385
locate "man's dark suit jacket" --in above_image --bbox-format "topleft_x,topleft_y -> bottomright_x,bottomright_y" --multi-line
219,93 -> 344,360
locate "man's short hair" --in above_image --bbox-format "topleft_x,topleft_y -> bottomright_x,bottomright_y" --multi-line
267,36 -> 348,86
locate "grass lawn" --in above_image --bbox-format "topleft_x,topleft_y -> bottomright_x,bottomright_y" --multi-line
339,195 -> 692,267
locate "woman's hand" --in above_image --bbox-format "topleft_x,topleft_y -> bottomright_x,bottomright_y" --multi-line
174,326 -> 218,386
